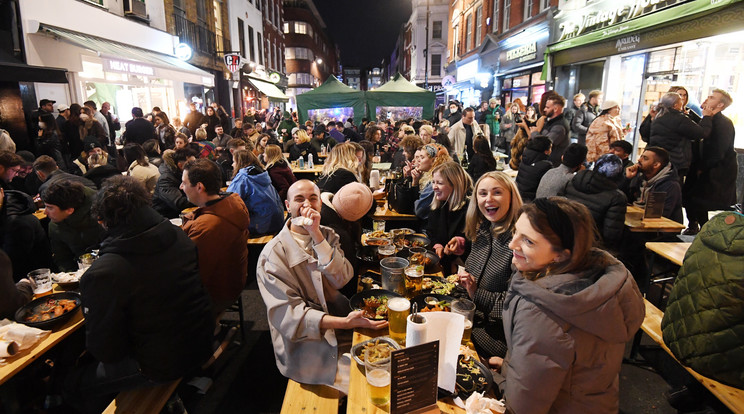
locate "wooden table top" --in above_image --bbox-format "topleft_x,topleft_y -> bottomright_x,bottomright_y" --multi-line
346,328 -> 466,414
291,165 -> 324,175
371,201 -> 417,221
33,209 -> 46,220
0,297 -> 84,386
247,234 -> 274,245
624,209 -> 685,233
645,242 -> 691,267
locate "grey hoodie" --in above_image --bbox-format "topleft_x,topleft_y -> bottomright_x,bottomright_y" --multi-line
502,250 -> 644,414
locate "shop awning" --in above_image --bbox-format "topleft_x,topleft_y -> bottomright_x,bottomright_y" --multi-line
248,77 -> 289,102
0,49 -> 67,83
38,24 -> 213,81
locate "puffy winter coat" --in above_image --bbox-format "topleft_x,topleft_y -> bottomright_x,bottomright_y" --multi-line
661,211 -> 744,389
565,170 -> 627,249
516,148 -> 553,202
503,250 -> 645,414
227,165 -> 284,235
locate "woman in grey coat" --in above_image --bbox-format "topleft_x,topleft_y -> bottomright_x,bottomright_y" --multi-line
502,198 -> 644,413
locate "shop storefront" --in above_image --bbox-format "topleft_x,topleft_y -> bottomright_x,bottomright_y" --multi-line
444,57 -> 488,107
546,0 -> 744,150
239,69 -> 289,114
480,14 -> 551,107
24,23 -> 214,127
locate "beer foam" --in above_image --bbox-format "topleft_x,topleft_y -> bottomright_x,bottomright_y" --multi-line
387,297 -> 410,312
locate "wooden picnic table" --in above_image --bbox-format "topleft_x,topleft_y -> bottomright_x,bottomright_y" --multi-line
624,208 -> 685,233
645,242 -> 691,267
33,209 -> 46,220
290,165 -> 324,175
371,201 -> 417,221
347,328 -> 466,414
0,288 -> 85,386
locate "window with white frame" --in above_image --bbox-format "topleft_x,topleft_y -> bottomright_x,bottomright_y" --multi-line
540,0 -> 550,11
465,14 -> 472,51
475,6 -> 482,43
294,22 -> 307,34
524,0 -> 533,19
432,21 -> 442,39
493,0 -> 499,33
283,22 -> 289,33
503,0 -> 511,30
431,54 -> 441,76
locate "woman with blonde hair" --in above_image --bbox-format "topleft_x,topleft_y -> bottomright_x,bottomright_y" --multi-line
418,124 -> 434,145
227,149 -> 284,235
288,128 -> 317,162
263,144 -> 296,201
449,172 -> 522,363
425,161 -> 472,271
317,142 -> 361,193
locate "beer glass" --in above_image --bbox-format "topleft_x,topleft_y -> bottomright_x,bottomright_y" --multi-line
365,348 -> 391,406
28,268 -> 52,296
387,297 -> 411,345
404,266 -> 424,298
377,239 -> 395,260
452,299 -> 476,345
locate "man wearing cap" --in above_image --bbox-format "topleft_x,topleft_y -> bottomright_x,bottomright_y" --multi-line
311,125 -> 337,154
585,100 -> 626,163
56,104 -> 70,132
257,179 -> 386,390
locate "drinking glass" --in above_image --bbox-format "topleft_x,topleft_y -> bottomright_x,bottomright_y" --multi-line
365,348 -> 391,406
452,299 -> 476,345
28,268 -> 52,296
78,253 -> 95,271
373,220 -> 386,232
387,297 -> 410,345
377,240 -> 395,259
404,265 -> 424,298
408,247 -> 427,266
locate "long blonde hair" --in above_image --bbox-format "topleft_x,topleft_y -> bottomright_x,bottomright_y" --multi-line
321,142 -> 360,179
430,161 -> 472,212
263,144 -> 286,169
464,171 -> 522,240
296,129 -> 310,144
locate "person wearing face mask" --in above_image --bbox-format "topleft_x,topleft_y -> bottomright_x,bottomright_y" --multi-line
446,101 -> 462,125
256,180 -> 387,391
500,197 -> 644,414
425,161 -> 472,272
449,172 -> 522,366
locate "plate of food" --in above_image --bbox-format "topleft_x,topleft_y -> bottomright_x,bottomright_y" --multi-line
15,292 -> 82,330
350,336 -> 400,367
356,245 -> 380,263
394,234 -> 431,249
421,275 -> 459,295
51,269 -> 85,288
412,294 -> 455,312
397,248 -> 440,272
349,289 -> 401,320
455,354 -> 493,400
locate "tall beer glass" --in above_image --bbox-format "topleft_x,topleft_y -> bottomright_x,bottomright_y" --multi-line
365,348 -> 391,406
387,297 -> 410,345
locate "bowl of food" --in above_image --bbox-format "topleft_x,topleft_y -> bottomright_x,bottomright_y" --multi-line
394,234 -> 430,249
412,294 -> 455,313
51,269 -> 85,288
455,354 -> 493,400
15,292 -> 82,330
350,336 -> 401,367
421,275 -> 459,295
349,289 -> 401,320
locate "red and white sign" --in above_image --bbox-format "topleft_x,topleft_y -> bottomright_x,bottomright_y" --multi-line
224,53 -> 242,73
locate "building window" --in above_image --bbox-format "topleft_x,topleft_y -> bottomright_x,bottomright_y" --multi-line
213,0 -> 224,52
289,73 -> 313,86
493,0 -> 499,33
431,54 -> 441,76
283,22 -> 289,33
540,0 -> 550,10
453,24 -> 459,57
465,14 -> 472,51
524,0 -> 533,20
503,0 -> 511,30
257,32 -> 264,65
248,26 -> 255,62
294,21 -> 307,34
285,47 -> 313,61
238,18 -> 246,58
256,0 -> 261,11
173,0 -> 186,17
196,0 -> 207,25
475,6 -> 482,43
432,21 -> 442,39
275,3 -> 280,27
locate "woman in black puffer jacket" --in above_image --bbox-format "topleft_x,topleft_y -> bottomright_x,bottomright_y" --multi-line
649,92 -> 703,179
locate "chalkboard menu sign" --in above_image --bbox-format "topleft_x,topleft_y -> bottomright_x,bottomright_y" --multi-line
644,192 -> 667,220
390,341 -> 439,414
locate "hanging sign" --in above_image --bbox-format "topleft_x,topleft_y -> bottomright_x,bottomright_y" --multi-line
224,53 -> 242,73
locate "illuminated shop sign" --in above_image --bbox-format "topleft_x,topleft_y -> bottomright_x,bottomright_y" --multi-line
506,42 -> 538,62
556,0 -> 681,41
104,59 -> 155,76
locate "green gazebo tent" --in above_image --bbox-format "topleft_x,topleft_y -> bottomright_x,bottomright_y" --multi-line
295,75 -> 366,124
365,73 -> 436,121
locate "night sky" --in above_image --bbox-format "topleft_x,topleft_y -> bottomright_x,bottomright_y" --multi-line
312,0 -> 412,69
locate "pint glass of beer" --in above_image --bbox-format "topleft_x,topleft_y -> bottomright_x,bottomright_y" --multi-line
365,349 -> 391,406
387,297 -> 411,345
404,266 -> 424,298
452,299 -> 476,345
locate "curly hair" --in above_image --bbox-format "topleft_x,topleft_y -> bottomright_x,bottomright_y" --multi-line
92,176 -> 151,228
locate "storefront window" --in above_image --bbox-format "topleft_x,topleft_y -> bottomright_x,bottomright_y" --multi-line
511,74 -> 529,88
531,72 -> 545,86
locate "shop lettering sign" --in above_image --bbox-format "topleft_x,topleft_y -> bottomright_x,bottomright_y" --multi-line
105,59 -> 155,76
615,33 -> 641,51
506,42 -> 538,62
557,0 -> 680,41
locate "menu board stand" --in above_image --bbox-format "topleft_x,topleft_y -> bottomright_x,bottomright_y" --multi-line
643,192 -> 667,221
390,341 -> 440,414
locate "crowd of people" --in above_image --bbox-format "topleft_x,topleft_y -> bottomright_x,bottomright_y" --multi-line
0,83 -> 739,413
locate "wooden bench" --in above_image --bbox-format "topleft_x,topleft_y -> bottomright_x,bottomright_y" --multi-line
102,378 -> 181,414
280,379 -> 341,414
641,299 -> 744,413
